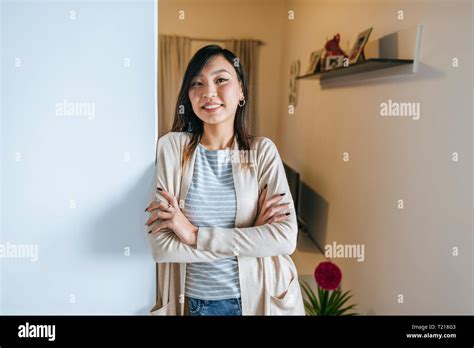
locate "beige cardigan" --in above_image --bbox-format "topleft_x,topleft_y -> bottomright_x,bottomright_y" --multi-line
147,131 -> 305,315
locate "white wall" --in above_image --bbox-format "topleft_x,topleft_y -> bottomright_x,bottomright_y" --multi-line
1,0 -> 157,314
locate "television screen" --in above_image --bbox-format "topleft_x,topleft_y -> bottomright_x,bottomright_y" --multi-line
283,162 -> 305,230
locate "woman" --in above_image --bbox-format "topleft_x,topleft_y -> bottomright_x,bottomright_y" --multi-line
145,45 -> 305,316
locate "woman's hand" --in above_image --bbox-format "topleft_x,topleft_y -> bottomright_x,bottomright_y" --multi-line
145,188 -> 199,245
254,184 -> 291,226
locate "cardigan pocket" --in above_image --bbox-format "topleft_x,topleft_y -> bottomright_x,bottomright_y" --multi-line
150,300 -> 173,316
268,275 -> 299,315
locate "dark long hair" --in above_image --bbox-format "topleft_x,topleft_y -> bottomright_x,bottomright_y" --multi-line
171,45 -> 253,169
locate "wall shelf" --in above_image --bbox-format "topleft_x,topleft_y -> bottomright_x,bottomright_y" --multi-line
296,58 -> 414,81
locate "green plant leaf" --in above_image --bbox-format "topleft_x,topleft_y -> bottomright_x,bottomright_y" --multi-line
320,287 -> 329,315
323,290 -> 339,315
303,290 -> 316,312
315,285 -> 324,315
328,288 -> 343,305
326,293 -> 344,314
330,289 -> 351,310
304,302 -> 317,316
324,289 -> 357,316
335,292 -> 354,311
300,281 -> 320,314
310,285 -> 321,315
335,304 -> 357,315
335,304 -> 357,316
301,281 -> 319,309
325,289 -> 346,314
317,284 -> 324,302
328,287 -> 339,305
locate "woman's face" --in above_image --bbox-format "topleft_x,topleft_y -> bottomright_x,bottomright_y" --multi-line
188,55 -> 244,127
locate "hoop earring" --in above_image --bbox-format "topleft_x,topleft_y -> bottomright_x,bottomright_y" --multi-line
238,98 -> 246,107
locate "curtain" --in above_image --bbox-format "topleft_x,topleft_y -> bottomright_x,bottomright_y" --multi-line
158,35 -> 192,137
223,39 -> 260,135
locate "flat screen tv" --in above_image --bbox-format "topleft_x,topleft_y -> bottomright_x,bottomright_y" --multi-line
283,162 -> 305,230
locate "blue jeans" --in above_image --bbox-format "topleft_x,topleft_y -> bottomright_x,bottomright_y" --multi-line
187,297 -> 242,316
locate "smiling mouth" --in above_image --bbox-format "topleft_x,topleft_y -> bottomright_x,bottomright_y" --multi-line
202,104 -> 224,110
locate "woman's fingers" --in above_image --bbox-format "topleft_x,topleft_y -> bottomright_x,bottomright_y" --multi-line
145,210 -> 173,226
145,200 -> 161,212
268,212 -> 290,224
157,188 -> 179,208
148,220 -> 170,234
257,185 -> 267,213
145,200 -> 173,213
262,193 -> 286,212
263,202 -> 290,221
254,189 -> 290,226
145,199 -> 175,227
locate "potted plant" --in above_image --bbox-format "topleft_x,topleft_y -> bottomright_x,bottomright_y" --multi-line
300,261 -> 358,316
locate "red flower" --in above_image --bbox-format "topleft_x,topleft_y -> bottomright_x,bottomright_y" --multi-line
314,261 -> 342,291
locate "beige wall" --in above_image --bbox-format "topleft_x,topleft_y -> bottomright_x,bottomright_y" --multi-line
158,0 -> 473,314
278,0 -> 472,314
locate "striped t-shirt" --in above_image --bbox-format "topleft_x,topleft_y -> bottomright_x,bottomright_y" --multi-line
184,143 -> 241,300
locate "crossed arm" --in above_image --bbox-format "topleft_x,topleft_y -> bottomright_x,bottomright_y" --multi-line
145,136 -> 297,263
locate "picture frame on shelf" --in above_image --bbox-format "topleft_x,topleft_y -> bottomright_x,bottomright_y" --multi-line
305,49 -> 324,75
324,55 -> 345,70
348,27 -> 373,64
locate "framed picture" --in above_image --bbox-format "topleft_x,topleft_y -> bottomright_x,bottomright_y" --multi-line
325,55 -> 345,70
289,60 -> 300,106
348,27 -> 373,64
305,49 -> 324,75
